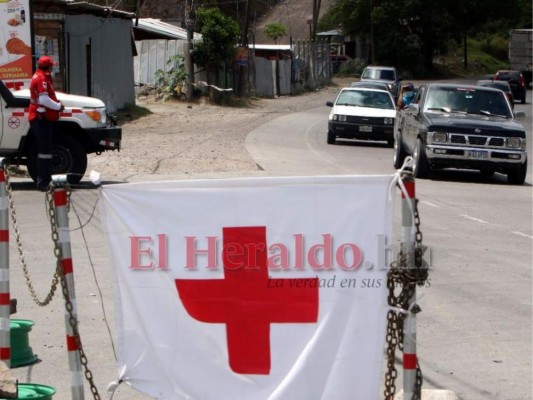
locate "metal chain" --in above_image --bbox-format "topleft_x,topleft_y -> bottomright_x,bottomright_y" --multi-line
45,188 -> 101,399
3,169 -> 100,399
384,178 -> 427,400
5,168 -> 61,306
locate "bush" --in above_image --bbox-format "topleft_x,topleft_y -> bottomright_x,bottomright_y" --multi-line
154,54 -> 188,99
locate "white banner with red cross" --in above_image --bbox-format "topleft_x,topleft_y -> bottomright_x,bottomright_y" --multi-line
100,175 -> 396,400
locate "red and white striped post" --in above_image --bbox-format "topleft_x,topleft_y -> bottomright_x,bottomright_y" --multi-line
401,175 -> 418,399
0,161 -> 10,367
53,186 -> 85,400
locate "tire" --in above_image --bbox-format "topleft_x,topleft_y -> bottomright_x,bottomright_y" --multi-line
393,135 -> 407,169
27,135 -> 87,184
386,138 -> 394,148
521,96 -> 526,104
327,130 -> 336,145
412,138 -> 429,179
507,159 -> 527,185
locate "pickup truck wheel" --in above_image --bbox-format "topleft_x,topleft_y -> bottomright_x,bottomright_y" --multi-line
393,136 -> 407,169
413,138 -> 429,179
327,130 -> 336,145
507,160 -> 527,185
27,136 -> 87,184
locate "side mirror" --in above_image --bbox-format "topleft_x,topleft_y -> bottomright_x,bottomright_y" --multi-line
514,111 -> 525,119
326,101 -> 334,107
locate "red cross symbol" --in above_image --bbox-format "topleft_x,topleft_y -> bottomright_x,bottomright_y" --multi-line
8,117 -> 20,129
175,226 -> 319,375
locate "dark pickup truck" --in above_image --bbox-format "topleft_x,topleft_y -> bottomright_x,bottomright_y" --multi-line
393,83 -> 528,184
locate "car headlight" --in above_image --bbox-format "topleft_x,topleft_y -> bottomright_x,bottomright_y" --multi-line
332,114 -> 347,122
84,107 -> 107,125
430,131 -> 448,143
384,117 -> 394,125
506,137 -> 521,148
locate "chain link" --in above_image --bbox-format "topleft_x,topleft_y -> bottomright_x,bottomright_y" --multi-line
384,174 -> 428,400
5,168 -> 61,306
4,168 -> 100,399
45,187 -> 101,400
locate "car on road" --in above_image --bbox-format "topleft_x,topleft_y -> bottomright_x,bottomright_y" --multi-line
476,80 -> 514,108
326,87 -> 396,147
493,70 -> 527,104
360,66 -> 402,99
393,83 -> 528,184
350,81 -> 390,92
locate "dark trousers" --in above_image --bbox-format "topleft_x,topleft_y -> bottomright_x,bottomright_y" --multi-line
29,117 -> 54,189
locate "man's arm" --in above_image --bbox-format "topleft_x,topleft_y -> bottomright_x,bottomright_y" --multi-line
37,92 -> 62,110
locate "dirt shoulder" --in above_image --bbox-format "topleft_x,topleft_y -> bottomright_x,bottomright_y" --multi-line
88,77 -> 355,182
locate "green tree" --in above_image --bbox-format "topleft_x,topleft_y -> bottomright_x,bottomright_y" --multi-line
193,7 -> 240,86
321,0 -> 530,73
265,22 -> 288,44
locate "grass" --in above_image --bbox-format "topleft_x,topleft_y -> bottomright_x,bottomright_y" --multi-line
437,38 -> 509,77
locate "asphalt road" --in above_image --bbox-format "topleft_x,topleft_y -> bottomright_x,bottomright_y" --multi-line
246,88 -> 533,400
3,83 -> 531,400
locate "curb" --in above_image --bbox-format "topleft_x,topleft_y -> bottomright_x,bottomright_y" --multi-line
394,389 -> 460,400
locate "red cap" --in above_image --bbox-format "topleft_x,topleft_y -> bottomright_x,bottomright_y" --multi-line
37,56 -> 57,68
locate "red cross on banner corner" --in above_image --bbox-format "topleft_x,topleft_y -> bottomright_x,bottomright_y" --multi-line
176,226 -> 319,374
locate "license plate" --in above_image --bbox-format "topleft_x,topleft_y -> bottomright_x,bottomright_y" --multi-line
359,125 -> 372,132
469,150 -> 488,159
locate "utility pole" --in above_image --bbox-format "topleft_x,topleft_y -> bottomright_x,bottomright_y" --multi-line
311,0 -> 321,41
237,0 -> 252,96
184,0 -> 195,100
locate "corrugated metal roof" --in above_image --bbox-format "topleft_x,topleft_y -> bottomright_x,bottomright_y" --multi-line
250,44 -> 292,51
133,18 -> 202,41
65,1 -> 134,18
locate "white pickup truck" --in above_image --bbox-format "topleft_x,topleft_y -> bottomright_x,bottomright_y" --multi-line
0,80 -> 121,183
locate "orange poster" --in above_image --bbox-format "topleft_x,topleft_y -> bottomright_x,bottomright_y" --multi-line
0,0 -> 31,89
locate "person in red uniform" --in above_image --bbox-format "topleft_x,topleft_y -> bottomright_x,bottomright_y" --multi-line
28,56 -> 64,190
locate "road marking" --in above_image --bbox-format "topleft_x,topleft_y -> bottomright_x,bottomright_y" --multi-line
511,231 -> 533,239
461,214 -> 489,224
421,201 -> 439,208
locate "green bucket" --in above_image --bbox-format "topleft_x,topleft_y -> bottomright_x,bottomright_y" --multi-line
4,383 -> 57,399
10,319 -> 38,367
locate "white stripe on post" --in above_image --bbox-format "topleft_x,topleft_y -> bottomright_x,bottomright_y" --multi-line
401,176 -> 418,399
54,188 -> 85,400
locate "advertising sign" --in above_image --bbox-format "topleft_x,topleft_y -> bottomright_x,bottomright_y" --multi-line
0,0 -> 31,89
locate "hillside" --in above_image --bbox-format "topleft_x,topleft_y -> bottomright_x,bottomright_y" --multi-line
251,0 -> 336,44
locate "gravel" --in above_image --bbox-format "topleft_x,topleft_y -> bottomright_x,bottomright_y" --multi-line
87,77 -> 354,182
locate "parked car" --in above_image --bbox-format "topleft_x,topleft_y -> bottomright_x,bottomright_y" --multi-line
476,80 -> 514,108
350,81 -> 390,91
393,83 -> 527,184
326,87 -> 396,147
0,80 -> 121,184
360,66 -> 402,99
494,70 -> 527,104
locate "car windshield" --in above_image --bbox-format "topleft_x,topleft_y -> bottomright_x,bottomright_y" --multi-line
362,69 -> 395,81
424,87 -> 512,118
336,90 -> 394,109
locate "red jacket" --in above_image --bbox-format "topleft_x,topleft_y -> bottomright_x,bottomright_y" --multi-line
29,69 -> 59,122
